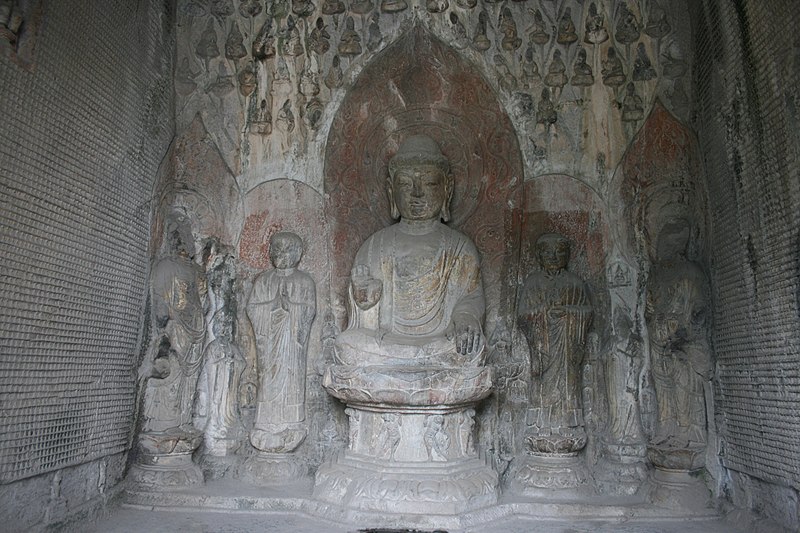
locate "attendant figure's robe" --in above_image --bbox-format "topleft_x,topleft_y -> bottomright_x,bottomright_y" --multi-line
247,269 -> 316,435
646,259 -> 711,448
518,269 -> 592,441
195,337 -> 246,454
143,255 -> 207,432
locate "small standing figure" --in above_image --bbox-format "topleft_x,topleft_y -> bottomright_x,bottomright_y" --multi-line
544,49 -> 567,89
377,413 -> 402,460
621,82 -> 644,122
424,415 -> 450,461
556,7 -> 578,45
571,48 -> 594,86
195,309 -> 246,456
602,47 -> 626,87
518,234 -> 593,454
247,232 -> 317,454
277,99 -> 295,133
584,2 -> 608,44
338,17 -> 362,56
458,409 -> 476,456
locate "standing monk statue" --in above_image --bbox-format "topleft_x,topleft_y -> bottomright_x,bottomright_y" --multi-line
518,233 -> 593,455
247,232 -> 316,453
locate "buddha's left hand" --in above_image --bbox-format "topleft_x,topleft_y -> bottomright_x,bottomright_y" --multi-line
454,316 -> 484,356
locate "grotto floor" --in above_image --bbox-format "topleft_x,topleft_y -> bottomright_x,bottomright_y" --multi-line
68,477 -> 758,533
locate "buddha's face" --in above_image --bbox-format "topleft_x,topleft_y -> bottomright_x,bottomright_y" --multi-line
536,238 -> 570,273
390,163 -> 448,221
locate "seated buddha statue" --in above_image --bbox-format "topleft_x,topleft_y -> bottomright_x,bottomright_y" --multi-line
333,135 -> 486,368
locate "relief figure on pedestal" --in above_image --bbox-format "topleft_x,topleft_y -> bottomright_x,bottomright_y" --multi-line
645,218 -> 711,471
247,232 -> 317,453
333,134 -> 485,368
518,234 -> 593,454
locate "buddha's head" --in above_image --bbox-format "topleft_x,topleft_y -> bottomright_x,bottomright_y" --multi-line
535,233 -> 571,274
387,135 -> 454,223
269,231 -> 304,270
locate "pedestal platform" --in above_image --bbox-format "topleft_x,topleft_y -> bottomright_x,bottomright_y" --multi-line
128,429 -> 204,490
313,364 -> 498,513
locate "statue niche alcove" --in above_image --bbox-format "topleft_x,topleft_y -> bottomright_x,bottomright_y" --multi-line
315,27 -> 523,514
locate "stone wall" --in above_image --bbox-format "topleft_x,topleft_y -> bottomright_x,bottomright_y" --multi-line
0,0 -> 174,529
692,0 -> 800,530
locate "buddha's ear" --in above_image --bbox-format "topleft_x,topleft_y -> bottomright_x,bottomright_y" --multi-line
441,171 -> 454,222
387,177 -> 400,219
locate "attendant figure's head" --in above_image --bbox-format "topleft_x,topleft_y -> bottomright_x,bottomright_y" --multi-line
655,218 -> 690,261
535,233 -> 571,274
269,231 -> 304,270
387,135 -> 454,222
211,309 -> 236,341
164,209 -> 195,259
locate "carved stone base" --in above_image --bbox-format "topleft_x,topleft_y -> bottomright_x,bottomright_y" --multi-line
128,429 -> 204,490
314,453 -> 498,514
240,452 -> 308,485
197,453 -> 242,481
649,467 -> 710,511
593,442 -> 649,496
509,453 -> 589,493
647,444 -> 705,471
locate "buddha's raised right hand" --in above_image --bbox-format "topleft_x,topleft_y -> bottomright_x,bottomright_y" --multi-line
351,265 -> 382,310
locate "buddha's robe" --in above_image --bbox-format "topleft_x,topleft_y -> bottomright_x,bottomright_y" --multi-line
335,221 -> 485,367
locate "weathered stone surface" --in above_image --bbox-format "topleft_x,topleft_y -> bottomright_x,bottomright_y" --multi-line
315,134 -> 498,513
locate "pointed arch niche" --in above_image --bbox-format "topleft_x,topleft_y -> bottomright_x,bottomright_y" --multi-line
324,26 -> 524,326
